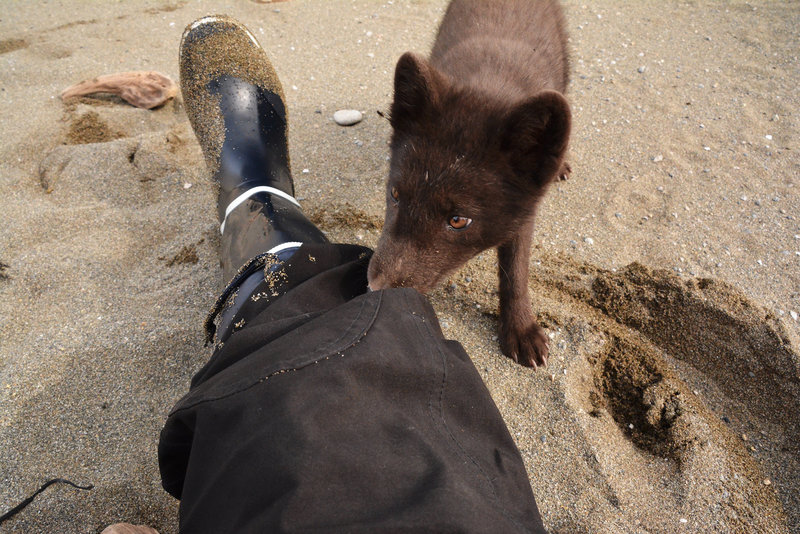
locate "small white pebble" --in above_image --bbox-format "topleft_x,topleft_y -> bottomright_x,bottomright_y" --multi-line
333,109 -> 363,126
680,518 -> 688,524
584,237 -> 594,245
302,168 -> 310,174
653,154 -> 663,162
628,423 -> 634,429
183,183 -> 192,189
790,311 -> 798,321
763,479 -> 771,486
765,134 -> 773,140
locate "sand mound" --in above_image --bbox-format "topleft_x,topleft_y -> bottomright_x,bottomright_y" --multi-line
535,256 -> 797,532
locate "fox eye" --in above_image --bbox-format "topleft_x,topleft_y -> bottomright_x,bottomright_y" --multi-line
390,186 -> 399,203
448,216 -> 472,230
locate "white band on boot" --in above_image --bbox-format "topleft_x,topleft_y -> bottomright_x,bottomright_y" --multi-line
220,186 -> 301,234
267,242 -> 303,255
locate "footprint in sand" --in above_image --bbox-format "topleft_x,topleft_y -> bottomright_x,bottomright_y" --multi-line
39,130 -> 189,208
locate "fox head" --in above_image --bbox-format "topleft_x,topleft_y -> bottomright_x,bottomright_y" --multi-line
368,52 -> 571,293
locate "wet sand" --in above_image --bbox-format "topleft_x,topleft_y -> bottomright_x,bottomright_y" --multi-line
0,1 -> 798,532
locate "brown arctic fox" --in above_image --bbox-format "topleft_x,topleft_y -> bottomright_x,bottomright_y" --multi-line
367,0 -> 571,368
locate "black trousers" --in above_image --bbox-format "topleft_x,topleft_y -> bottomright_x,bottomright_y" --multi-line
159,243 -> 546,533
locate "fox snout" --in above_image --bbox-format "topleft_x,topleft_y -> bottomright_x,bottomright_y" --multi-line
368,237 -> 462,294
367,245 -> 439,294
367,251 -> 419,292
366,255 -> 398,292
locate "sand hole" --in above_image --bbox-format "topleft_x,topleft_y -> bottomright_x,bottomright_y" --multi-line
589,336 -> 695,462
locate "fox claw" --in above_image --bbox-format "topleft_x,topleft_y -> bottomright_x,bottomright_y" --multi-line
499,321 -> 549,368
558,161 -> 572,181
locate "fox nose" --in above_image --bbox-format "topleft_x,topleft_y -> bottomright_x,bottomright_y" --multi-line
366,266 -> 382,292
367,275 -> 388,292
367,254 -> 401,291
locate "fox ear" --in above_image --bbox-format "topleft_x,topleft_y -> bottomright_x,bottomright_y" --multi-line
500,90 -> 571,187
390,52 -> 446,131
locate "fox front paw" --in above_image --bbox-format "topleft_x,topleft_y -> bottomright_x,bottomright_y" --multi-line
500,321 -> 549,368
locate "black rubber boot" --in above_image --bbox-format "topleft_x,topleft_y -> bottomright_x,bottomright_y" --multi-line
179,16 -> 327,283
209,74 -> 294,217
180,16 -> 329,343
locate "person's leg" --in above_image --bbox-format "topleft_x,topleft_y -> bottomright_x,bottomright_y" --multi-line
179,16 -> 330,343
159,16 -> 548,533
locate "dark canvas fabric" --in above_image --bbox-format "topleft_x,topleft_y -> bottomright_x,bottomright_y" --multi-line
159,243 -> 546,533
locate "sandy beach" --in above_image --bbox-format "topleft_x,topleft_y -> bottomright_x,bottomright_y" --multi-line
1,1 -> 798,532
